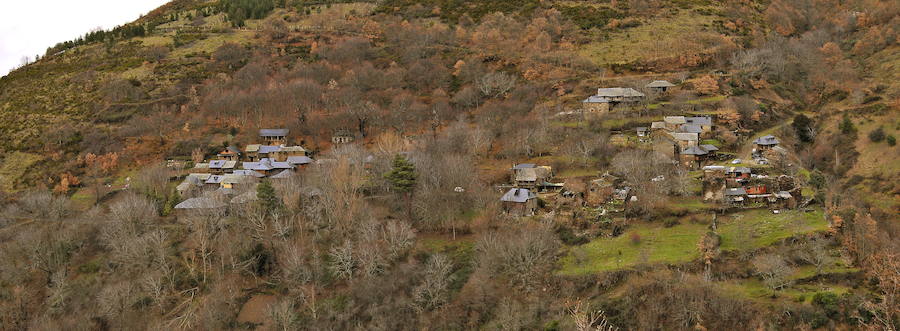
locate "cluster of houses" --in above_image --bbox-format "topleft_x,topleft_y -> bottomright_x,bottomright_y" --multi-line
174,129 -> 313,211
702,163 -> 801,209
499,164 -> 561,216
581,80 -> 676,114
647,115 -> 719,168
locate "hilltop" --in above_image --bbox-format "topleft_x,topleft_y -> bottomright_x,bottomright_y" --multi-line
0,0 -> 897,329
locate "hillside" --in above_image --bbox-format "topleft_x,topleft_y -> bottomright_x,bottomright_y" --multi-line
0,0 -> 897,329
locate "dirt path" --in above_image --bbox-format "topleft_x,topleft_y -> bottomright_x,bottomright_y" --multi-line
237,294 -> 276,329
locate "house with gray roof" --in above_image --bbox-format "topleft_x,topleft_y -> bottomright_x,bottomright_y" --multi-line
208,160 -> 237,174
500,188 -> 538,216
675,124 -> 703,134
259,128 -> 289,145
287,156 -> 314,167
753,135 -> 780,151
582,95 -> 612,113
175,197 -> 227,210
645,80 -> 675,92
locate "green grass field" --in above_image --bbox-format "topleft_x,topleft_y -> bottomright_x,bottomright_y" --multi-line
718,208 -> 827,251
558,208 -> 828,275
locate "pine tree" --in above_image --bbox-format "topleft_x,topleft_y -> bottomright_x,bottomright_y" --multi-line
384,154 -> 417,219
257,180 -> 280,215
162,189 -> 180,216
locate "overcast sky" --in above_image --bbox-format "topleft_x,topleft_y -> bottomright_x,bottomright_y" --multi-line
0,0 -> 171,77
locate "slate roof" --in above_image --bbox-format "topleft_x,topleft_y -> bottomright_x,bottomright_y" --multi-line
245,144 -> 261,153
513,163 -> 537,170
680,146 -> 709,155
243,160 -> 272,171
725,187 -> 748,196
259,129 -> 289,137
686,116 -> 713,126
278,146 -> 307,153
753,135 -> 780,146
700,144 -> 719,152
596,88 -> 645,98
205,175 -> 225,184
187,173 -> 212,181
676,124 -> 703,134
671,132 -> 699,141
775,191 -> 793,199
646,80 -> 675,88
258,145 -> 282,154
583,95 -> 611,103
231,191 -> 258,204
209,160 -> 237,169
233,170 -> 265,178
270,169 -> 295,179
243,158 -> 293,171
223,174 -> 253,185
175,197 -> 227,209
287,156 -> 314,165
500,188 -> 536,203
664,116 -> 687,125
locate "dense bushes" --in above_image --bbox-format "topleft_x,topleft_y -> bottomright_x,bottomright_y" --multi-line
217,0 -> 278,27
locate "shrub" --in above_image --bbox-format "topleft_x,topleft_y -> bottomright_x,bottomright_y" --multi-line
887,135 -> 896,146
555,225 -> 589,245
663,218 -> 680,228
812,292 -> 840,317
867,127 -> 885,142
839,115 -> 856,134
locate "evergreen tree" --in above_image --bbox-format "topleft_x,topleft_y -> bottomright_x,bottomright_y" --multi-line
385,154 -> 417,219
257,180 -> 281,215
839,115 -> 856,135
792,114 -> 814,143
162,188 -> 180,216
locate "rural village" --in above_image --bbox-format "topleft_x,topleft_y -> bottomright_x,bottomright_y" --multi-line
0,0 -> 896,329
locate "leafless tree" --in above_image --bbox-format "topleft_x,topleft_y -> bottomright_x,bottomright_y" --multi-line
134,162 -> 169,200
797,235 -> 834,275
412,254 -> 454,312
328,241 -> 357,280
383,220 -> 415,259
477,72 -> 516,98
476,224 -> 559,290
268,298 -> 300,331
752,253 -> 795,294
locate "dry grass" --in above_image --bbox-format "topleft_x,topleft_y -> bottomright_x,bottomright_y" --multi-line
578,9 -> 720,65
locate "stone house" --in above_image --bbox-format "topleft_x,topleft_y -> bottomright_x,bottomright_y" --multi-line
500,188 -> 538,216
259,129 -> 289,145
645,80 -> 675,93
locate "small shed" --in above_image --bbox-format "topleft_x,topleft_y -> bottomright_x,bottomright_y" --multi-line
645,80 -> 676,92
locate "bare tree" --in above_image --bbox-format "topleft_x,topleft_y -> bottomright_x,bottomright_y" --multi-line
476,224 -> 559,290
328,241 -> 357,280
797,235 -> 834,275
752,253 -> 795,295
477,72 -> 516,98
412,254 -> 454,312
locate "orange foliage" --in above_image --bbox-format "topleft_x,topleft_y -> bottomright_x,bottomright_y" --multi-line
53,173 -> 80,194
692,75 -> 720,95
